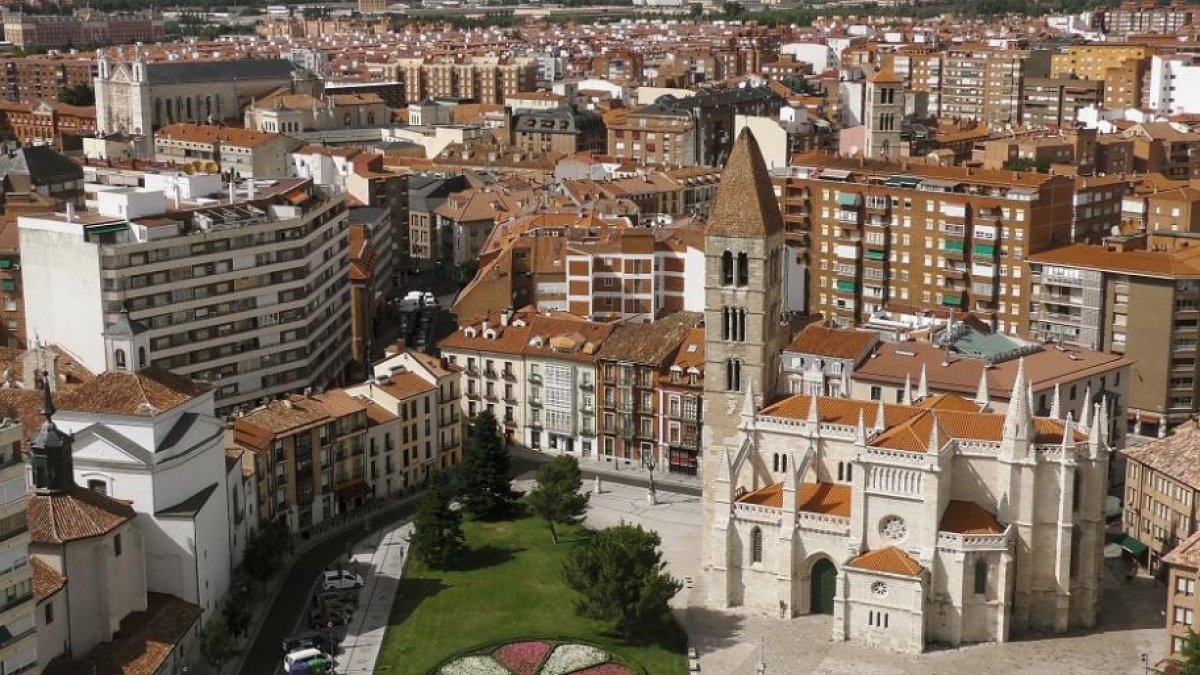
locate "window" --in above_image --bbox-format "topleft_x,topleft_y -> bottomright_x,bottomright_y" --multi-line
721,251 -> 733,285
114,533 -> 123,557
974,559 -> 988,595
114,349 -> 127,370
87,479 -> 107,496
1177,577 -> 1196,596
725,359 -> 742,392
870,386 -> 881,401
138,347 -> 147,369
737,252 -> 749,286
1176,606 -> 1195,625
44,603 -> 53,625
750,527 -> 763,563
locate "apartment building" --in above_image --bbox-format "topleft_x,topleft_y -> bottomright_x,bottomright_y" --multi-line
392,56 -> 537,105
1122,423 -> 1200,576
0,420 -> 35,675
778,153 -> 1112,335
408,174 -> 470,263
607,107 -> 698,168
564,227 -> 705,321
0,54 -> 95,105
1163,530 -> 1200,658
1021,78 -> 1103,128
1147,55 -> 1200,116
19,178 -> 350,414
0,100 -> 96,150
344,352 -> 462,496
2,11 -> 165,49
1101,2 -> 1194,36
594,311 -> 702,468
657,326 -> 704,475
438,311 -> 531,446
155,124 -> 303,179
891,48 -> 943,116
1050,44 -> 1152,111
780,322 -> 879,397
520,316 -> 612,457
509,109 -> 606,158
941,46 -> 1048,125
1028,241 -> 1200,436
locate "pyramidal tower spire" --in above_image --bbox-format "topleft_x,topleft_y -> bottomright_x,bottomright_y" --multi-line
1003,357 -> 1034,441
706,128 -> 784,238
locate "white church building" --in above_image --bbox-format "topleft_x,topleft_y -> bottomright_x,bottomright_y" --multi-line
699,129 -> 1109,653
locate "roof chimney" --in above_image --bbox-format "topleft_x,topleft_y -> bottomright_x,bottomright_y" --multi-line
65,201 -> 75,223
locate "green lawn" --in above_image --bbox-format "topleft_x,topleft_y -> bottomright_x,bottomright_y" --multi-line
377,513 -> 688,675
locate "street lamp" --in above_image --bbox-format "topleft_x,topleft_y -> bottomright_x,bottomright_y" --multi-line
644,452 -> 657,505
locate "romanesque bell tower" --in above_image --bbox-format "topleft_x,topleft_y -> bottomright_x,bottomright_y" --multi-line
700,128 -> 787,583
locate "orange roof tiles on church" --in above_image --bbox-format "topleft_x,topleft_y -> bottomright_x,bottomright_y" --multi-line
735,482 -> 851,517
848,547 -> 924,576
939,500 -> 1005,535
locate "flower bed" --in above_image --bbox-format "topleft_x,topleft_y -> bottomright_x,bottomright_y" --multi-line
436,640 -> 636,675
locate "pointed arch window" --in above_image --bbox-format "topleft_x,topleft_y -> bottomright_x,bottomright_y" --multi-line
725,359 -> 742,392
722,250 -> 734,285
750,526 -> 763,563
974,559 -> 988,595
737,252 -> 749,286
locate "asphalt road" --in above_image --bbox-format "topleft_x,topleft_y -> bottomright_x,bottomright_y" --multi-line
240,450 -> 696,674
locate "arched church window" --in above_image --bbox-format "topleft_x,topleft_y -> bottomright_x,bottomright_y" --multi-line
750,527 -> 763,563
138,347 -> 147,369
114,349 -> 126,370
737,252 -> 749,286
721,251 -> 733,285
974,559 -> 988,595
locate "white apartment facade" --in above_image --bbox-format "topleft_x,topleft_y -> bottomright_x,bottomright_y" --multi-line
0,421 -> 35,675
1148,54 -> 1200,115
565,234 -> 704,321
19,179 -> 351,414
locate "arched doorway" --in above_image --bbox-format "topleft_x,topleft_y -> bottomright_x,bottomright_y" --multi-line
810,559 -> 837,615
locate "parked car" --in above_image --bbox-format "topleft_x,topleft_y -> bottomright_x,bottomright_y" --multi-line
281,631 -> 333,656
321,570 -> 364,591
308,606 -> 351,629
284,648 -> 333,674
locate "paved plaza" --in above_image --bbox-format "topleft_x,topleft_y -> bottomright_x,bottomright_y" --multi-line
565,478 -> 1168,675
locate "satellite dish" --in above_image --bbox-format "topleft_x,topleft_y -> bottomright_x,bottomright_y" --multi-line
204,161 -> 219,173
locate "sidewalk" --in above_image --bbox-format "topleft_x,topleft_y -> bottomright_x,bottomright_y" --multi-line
511,446 -> 701,493
337,522 -> 413,675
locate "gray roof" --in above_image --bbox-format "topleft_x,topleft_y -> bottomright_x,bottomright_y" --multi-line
104,310 -> 149,338
143,59 -> 305,85
75,424 -> 151,465
0,146 -> 82,186
347,207 -> 388,225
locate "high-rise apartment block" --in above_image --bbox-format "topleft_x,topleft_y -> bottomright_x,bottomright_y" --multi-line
19,179 -> 350,414
779,154 -> 1120,335
0,419 -> 34,675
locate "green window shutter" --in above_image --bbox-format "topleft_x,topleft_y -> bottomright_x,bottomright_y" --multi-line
836,280 -> 857,292
865,249 -> 887,261
941,294 -> 964,307
836,192 -> 861,207
974,243 -> 996,256
942,240 -> 965,252
1,279 -> 16,292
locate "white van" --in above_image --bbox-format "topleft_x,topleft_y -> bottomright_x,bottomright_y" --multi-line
284,648 -> 327,673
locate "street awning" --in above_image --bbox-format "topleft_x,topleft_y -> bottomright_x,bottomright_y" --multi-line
836,192 -> 861,207
1119,535 -> 1148,557
335,480 -> 372,502
884,175 -> 922,188
87,223 -> 128,235
943,240 -> 965,252
865,249 -> 887,261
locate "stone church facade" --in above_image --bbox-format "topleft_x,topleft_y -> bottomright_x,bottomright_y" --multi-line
700,130 -> 1109,653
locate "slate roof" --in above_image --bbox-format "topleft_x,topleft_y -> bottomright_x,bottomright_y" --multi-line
143,58 -> 302,85
28,487 -> 135,545
0,146 -> 82,186
706,127 -> 783,238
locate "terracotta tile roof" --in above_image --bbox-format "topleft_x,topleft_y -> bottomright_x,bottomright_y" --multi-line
234,391 -> 366,444
670,328 -> 706,371
853,341 -> 1131,400
594,311 -> 703,365
914,393 -> 982,412
28,487 -> 136,545
1123,423 -> 1200,489
939,500 -> 1005,535
872,410 -> 948,452
437,313 -> 535,356
31,557 -> 65,600
362,400 -> 397,426
156,123 -> 285,149
1030,243 -> 1200,280
374,371 -> 435,401
707,128 -> 783,238
735,481 -> 851,517
784,323 -> 878,361
57,368 -> 208,417
1164,530 -> 1200,569
798,482 -> 851,517
848,547 -> 924,576
522,314 -> 614,363
43,592 -> 202,675
737,482 -> 783,507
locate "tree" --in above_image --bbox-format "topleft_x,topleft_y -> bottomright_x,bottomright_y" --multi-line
408,473 -> 466,568
201,616 -> 237,667
563,524 -> 682,638
223,593 -> 251,640
721,1 -> 746,19
527,455 -> 589,544
57,83 -> 94,107
1176,629 -> 1200,675
458,411 -> 515,519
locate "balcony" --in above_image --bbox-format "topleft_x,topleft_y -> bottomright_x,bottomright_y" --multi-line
529,372 -> 542,384
836,229 -> 862,243
503,393 -> 518,404
465,364 -> 478,376
484,367 -> 498,379
529,397 -> 543,407
502,369 -> 517,382
865,197 -> 890,213
484,391 -> 498,401
579,380 -> 594,391
833,263 -> 858,278
835,211 -> 860,225
466,390 -> 480,400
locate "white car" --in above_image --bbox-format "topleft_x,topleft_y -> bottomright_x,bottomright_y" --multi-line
321,570 -> 364,591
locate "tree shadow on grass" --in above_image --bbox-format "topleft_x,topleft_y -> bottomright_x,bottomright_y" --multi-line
452,544 -> 522,571
388,577 -> 449,624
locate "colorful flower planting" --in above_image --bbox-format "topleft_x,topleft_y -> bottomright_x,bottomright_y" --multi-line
493,641 -> 552,675
437,640 -> 635,675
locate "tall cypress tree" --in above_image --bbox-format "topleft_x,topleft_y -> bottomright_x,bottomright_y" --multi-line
458,411 -> 515,519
